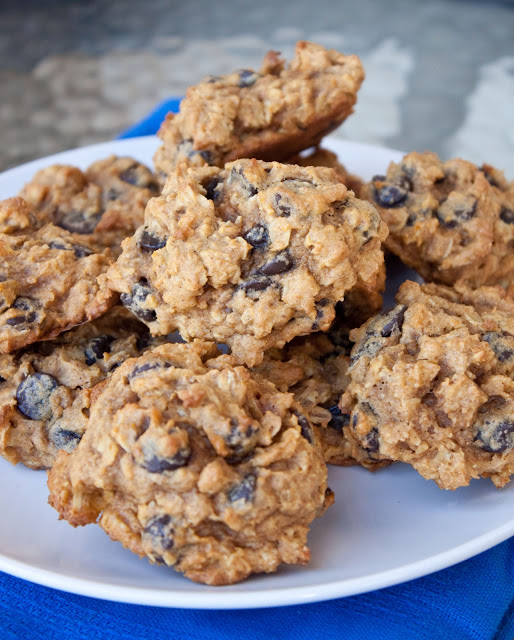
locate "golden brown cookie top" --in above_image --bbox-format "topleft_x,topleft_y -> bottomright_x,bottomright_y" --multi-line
48,341 -> 330,585
105,158 -> 387,365
342,280 -> 514,489
20,155 -> 160,254
0,197 -> 115,353
153,41 -> 364,178
363,151 -> 513,289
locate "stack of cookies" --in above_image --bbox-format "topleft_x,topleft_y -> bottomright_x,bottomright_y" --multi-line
0,41 -> 512,586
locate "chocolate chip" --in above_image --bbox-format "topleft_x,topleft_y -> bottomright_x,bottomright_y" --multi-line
238,69 -> 260,87
143,514 -> 175,551
436,197 -> 477,229
141,444 -> 191,473
227,473 -> 256,504
473,417 -> 514,454
296,413 -> 313,443
49,423 -> 82,452
128,360 -> 171,381
6,297 -> 38,327
363,427 -> 380,454
120,280 -> 157,323
274,193 -> 292,216
48,240 -> 93,258
483,332 -> 514,363
243,224 -> 269,249
259,251 -> 293,276
240,276 -> 272,293
327,406 -> 350,431
230,166 -> 258,196
58,210 -> 102,234
374,182 -> 408,208
178,139 -> 213,164
0,375 -> 6,384
84,335 -> 114,365
380,305 -> 407,337
205,74 -> 222,83
16,373 -> 59,420
224,419 -> 257,457
500,207 -> 514,225
203,176 -> 222,201
138,229 -> 166,252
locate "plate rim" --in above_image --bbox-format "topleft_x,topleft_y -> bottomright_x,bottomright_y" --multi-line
0,135 -> 512,610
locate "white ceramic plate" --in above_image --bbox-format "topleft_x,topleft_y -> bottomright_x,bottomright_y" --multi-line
0,137 -> 513,610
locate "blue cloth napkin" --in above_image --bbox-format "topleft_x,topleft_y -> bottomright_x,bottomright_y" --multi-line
0,99 -> 512,640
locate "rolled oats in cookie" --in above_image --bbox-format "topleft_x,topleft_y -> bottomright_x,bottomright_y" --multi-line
104,158 -> 387,366
255,318 -> 389,470
341,280 -> 514,489
20,155 -> 160,254
0,197 -> 115,353
153,41 -> 364,178
0,307 -> 165,469
363,151 -> 513,289
47,341 -> 331,586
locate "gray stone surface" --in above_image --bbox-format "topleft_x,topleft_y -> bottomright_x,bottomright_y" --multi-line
1,0 -> 513,175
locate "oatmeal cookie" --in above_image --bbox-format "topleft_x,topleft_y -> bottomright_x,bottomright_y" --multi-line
48,341 -> 331,586
153,41 -> 364,178
363,152 -> 513,289
104,158 -> 387,366
0,197 -> 114,353
0,307 -> 165,469
20,155 -> 160,254
341,280 -> 514,489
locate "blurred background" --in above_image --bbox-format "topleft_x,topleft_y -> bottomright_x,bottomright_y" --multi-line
1,0 -> 513,176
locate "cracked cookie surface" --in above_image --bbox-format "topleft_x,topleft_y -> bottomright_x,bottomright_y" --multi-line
104,158 -> 387,366
363,152 -> 513,289
0,307 -> 165,469
0,197 -> 114,353
48,341 -> 331,586
153,41 -> 364,178
19,155 -> 160,254
341,280 -> 514,489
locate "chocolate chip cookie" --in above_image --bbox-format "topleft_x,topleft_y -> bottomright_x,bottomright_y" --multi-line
20,155 -> 160,254
104,158 -> 387,366
0,306 -> 166,469
153,41 -> 364,178
363,152 -> 513,289
48,341 -> 331,585
0,197 -> 114,353
341,280 -> 514,489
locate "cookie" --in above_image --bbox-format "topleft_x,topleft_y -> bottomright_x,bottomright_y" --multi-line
47,341 -> 332,585
0,307 -> 165,469
153,41 -> 364,178
20,155 -> 160,254
287,147 -> 364,197
363,151 -> 513,289
0,197 -> 114,353
104,158 -> 387,366
341,280 -> 514,489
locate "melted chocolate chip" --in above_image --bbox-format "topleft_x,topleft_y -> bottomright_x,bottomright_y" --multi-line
128,360 -> 172,381
274,193 -> 292,216
141,445 -> 191,473
259,251 -> 293,276
120,280 -> 157,323
374,182 -> 408,208
240,276 -> 272,293
143,514 -> 175,551
238,69 -> 260,87
473,417 -> 514,454
49,423 -> 82,452
327,406 -> 350,431
84,335 -> 115,366
230,167 -> 258,196
138,229 -> 166,252
436,197 -> 477,229
203,176 -> 222,201
6,297 -> 38,327
500,207 -> 514,225
16,373 -> 59,420
363,427 -> 380,454
483,332 -> 514,362
58,210 -> 102,234
296,413 -> 313,443
227,473 -> 256,504
380,305 -> 407,337
243,224 -> 269,249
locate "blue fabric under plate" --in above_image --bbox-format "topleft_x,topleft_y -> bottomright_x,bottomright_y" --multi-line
0,99 -> 512,640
